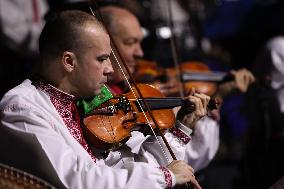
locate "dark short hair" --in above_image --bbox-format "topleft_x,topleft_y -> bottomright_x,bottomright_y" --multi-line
39,10 -> 103,61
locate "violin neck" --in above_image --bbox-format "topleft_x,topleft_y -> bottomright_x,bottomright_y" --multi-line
182,71 -> 230,82
135,97 -> 188,111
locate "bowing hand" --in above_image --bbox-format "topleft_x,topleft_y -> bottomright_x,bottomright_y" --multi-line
218,68 -> 255,98
231,68 -> 255,93
167,160 -> 202,189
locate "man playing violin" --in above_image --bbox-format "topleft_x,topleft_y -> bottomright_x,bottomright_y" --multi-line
99,5 -> 255,172
0,10 -> 201,189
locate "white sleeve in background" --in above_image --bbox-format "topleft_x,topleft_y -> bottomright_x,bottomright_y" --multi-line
183,117 -> 220,171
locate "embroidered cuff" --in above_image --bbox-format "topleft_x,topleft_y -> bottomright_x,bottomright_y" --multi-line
170,121 -> 192,144
159,166 -> 174,188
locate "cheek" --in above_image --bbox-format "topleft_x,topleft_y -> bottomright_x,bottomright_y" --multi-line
90,68 -> 103,81
125,49 -> 134,60
81,65 -> 100,84
111,61 -> 120,71
119,46 -> 133,60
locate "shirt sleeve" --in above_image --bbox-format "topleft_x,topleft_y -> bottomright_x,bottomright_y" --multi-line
141,117 -> 219,172
0,102 -> 169,189
182,117 -> 220,171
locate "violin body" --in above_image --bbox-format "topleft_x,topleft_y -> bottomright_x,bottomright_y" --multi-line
83,97 -> 135,150
134,59 -> 167,83
180,61 -> 218,96
82,84 -> 175,150
125,84 -> 176,131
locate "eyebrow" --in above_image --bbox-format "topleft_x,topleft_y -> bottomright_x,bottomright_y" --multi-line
97,54 -> 110,59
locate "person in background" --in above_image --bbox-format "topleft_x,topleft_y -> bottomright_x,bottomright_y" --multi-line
244,36 -> 284,189
0,0 -> 49,98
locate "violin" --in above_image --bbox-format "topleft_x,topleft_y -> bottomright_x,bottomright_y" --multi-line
176,61 -> 230,96
82,84 -> 219,150
134,60 -> 233,96
134,59 -> 168,83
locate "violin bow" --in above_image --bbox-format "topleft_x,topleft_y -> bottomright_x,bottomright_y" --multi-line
88,0 -> 177,161
166,0 -> 186,98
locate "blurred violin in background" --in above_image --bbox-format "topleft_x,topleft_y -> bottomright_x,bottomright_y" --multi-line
134,59 -> 233,96
134,59 -> 168,83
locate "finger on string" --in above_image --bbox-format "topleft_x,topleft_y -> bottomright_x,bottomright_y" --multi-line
190,96 -> 202,115
194,93 -> 210,106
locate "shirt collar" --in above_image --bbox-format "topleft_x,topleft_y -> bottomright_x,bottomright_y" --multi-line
32,77 -> 76,104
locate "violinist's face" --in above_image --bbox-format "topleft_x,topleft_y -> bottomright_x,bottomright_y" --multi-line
70,23 -> 113,97
109,15 -> 144,83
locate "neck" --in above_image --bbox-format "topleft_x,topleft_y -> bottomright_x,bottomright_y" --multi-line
39,65 -> 73,96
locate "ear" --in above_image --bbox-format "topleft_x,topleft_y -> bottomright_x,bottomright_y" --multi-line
62,51 -> 77,72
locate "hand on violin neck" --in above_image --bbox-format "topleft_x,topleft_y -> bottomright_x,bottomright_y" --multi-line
177,91 -> 210,129
216,68 -> 255,98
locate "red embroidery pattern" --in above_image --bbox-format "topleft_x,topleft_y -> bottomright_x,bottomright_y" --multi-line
34,79 -> 96,162
170,127 -> 191,144
159,166 -> 172,188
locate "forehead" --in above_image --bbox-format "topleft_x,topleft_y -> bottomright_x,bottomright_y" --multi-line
82,24 -> 110,46
115,16 -> 144,40
82,23 -> 110,49
83,22 -> 106,39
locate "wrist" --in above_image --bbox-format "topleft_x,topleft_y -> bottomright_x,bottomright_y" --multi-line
159,166 -> 175,188
169,121 -> 192,144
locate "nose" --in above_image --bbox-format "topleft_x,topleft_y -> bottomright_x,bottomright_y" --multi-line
134,43 -> 144,58
104,59 -> 114,75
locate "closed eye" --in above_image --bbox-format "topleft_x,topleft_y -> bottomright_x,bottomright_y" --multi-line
123,38 -> 140,46
97,54 -> 110,62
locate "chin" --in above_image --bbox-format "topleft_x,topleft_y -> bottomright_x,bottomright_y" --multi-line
93,89 -> 101,96
130,68 -> 135,74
